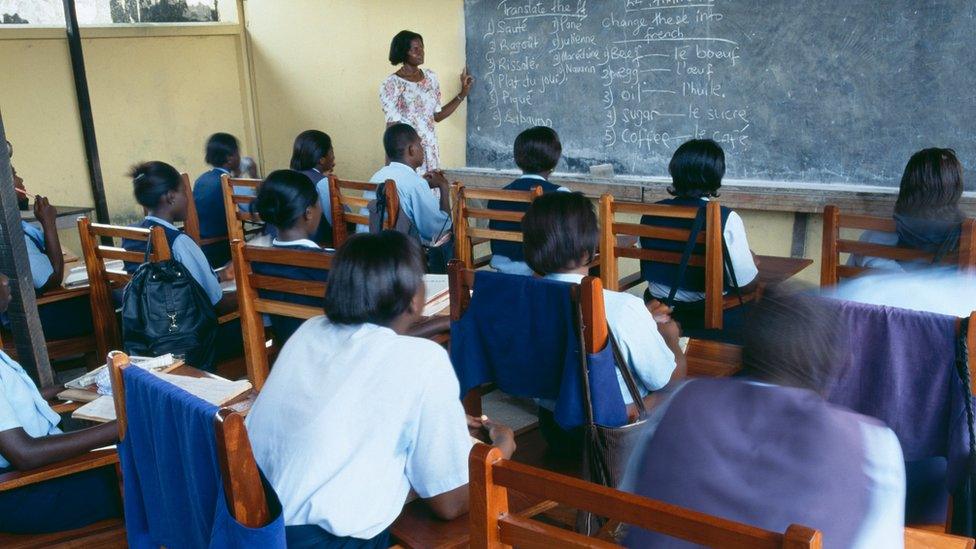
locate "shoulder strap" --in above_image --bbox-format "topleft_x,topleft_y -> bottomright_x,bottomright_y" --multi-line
608,328 -> 646,417
721,233 -> 745,306
573,292 -> 597,427
666,206 -> 707,308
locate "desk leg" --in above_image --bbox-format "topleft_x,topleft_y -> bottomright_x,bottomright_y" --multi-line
790,212 -> 809,258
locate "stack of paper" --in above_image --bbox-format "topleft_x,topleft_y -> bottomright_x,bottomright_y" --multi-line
422,274 -> 451,317
72,371 -> 251,423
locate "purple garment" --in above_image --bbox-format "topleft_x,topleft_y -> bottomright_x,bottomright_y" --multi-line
625,378 -> 874,548
824,299 -> 968,485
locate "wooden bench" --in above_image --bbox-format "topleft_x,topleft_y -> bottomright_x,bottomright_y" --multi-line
220,174 -> 262,243
450,181 -> 542,270
328,175 -> 399,247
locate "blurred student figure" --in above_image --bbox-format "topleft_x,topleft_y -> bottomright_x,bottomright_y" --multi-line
123,161 -> 240,369
487,126 -> 568,276
623,289 -> 905,548
247,231 -> 514,547
4,140 -> 93,341
289,130 -> 336,245
252,169 -> 330,345
521,192 -> 684,451
853,148 -> 967,271
639,139 -> 758,341
0,272 -> 122,533
827,267 -> 976,318
192,132 -> 241,268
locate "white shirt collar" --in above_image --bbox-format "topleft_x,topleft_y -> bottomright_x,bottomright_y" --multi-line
387,161 -> 419,173
544,272 -> 586,284
213,167 -> 231,175
521,174 -> 548,182
272,238 -> 321,249
144,215 -> 179,230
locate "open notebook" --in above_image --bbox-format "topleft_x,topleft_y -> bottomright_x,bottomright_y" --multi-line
423,274 -> 450,317
63,259 -> 125,288
73,372 -> 251,423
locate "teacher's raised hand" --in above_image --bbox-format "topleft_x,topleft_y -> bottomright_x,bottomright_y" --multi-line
459,67 -> 474,98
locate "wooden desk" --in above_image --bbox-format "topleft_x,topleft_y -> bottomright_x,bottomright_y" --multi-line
390,427 -> 578,548
21,205 -> 94,231
754,255 -> 813,286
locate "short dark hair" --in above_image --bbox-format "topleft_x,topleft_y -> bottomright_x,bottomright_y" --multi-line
522,192 -> 598,275
389,30 -> 422,65
514,126 -> 561,174
668,139 -> 725,199
324,231 -> 426,326
895,148 -> 964,220
383,123 -> 420,161
255,169 -> 318,231
204,132 -> 239,167
130,161 -> 181,209
290,130 -> 333,172
739,288 -> 842,395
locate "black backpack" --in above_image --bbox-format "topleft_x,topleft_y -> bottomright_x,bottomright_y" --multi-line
121,238 -> 217,370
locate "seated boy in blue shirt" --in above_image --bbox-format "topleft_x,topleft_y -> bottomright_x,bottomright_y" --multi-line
0,273 -> 122,534
487,126 -> 568,276
366,124 -> 452,247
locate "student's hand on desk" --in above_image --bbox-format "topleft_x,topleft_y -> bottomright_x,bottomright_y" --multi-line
483,417 -> 516,459
33,196 -> 58,229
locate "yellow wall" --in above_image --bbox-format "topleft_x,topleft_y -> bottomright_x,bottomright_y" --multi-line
245,0 -> 468,180
0,26 -> 256,224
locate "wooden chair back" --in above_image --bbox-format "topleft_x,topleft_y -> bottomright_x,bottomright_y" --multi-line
180,173 -> 202,243
230,239 -> 333,390
448,259 -> 608,416
470,443 -> 823,549
450,182 -> 543,269
221,174 -> 262,243
820,205 -> 976,287
328,175 -> 399,247
599,194 -> 729,329
77,218 -> 172,360
108,352 -> 272,529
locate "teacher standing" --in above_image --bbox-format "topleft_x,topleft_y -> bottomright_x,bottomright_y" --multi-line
380,30 -> 473,172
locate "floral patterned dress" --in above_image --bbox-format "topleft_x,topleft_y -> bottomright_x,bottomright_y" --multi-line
379,69 -> 442,172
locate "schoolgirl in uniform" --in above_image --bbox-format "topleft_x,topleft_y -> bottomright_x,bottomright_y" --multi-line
5,142 -> 93,340
289,130 -> 336,245
639,139 -> 758,341
853,148 -> 966,271
246,231 -> 515,547
122,161 -> 239,369
192,132 -> 241,267
487,126 -> 568,276
0,273 -> 122,534
520,192 -> 685,450
253,169 -> 331,345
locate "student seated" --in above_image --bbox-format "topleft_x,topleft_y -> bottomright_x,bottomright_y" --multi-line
639,139 -> 758,339
252,169 -> 331,345
367,123 -> 452,247
853,148 -> 966,271
0,273 -> 122,534
521,192 -> 685,451
246,231 -> 515,547
290,130 -> 337,245
5,144 -> 93,341
122,161 -> 239,368
487,126 -> 568,276
192,132 -> 241,268
623,289 -> 905,548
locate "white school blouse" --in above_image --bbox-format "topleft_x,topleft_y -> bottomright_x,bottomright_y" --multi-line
245,317 -> 471,539
545,273 -> 677,405
0,350 -> 62,469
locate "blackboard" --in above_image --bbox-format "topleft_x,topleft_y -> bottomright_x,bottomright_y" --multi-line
464,0 -> 976,189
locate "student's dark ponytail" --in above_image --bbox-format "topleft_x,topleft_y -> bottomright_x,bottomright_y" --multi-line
130,161 -> 181,209
254,169 -> 318,231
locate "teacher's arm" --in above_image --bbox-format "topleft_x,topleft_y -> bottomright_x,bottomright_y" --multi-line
434,68 -> 473,123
